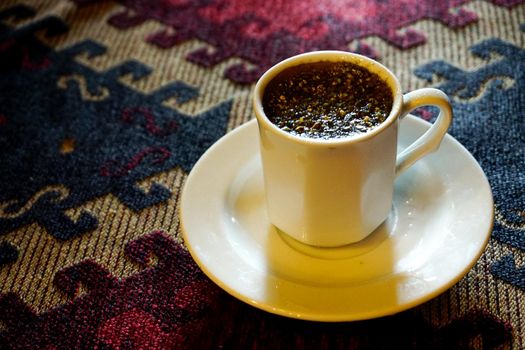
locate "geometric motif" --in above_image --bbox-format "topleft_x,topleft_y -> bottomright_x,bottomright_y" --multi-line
0,0 -> 523,347
414,38 -> 525,289
0,231 -> 514,349
80,0 -> 525,84
0,231 -> 221,349
0,5 -> 232,264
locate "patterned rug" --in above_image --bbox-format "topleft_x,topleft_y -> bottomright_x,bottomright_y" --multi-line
0,0 -> 524,348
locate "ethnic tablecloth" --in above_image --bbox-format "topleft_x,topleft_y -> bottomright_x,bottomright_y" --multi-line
0,0 -> 524,348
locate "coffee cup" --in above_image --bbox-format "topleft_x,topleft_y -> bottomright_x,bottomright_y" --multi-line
253,51 -> 452,247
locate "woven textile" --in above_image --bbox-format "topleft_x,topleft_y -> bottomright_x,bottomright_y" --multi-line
0,0 -> 524,348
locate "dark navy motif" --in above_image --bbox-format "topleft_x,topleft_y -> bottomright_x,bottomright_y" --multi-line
414,38 -> 525,289
0,6 -> 232,263
491,254 -> 525,290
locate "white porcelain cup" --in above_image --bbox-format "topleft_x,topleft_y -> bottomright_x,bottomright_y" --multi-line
253,51 -> 452,247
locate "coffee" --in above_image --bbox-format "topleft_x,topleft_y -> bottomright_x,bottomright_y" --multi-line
262,61 -> 393,139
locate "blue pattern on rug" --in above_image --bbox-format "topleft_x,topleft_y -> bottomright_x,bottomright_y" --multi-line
414,38 -> 525,289
0,6 -> 232,263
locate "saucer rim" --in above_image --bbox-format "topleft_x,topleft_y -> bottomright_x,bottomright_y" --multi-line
180,116 -> 493,322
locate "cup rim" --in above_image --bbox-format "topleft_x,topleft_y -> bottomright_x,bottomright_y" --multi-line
253,50 -> 403,146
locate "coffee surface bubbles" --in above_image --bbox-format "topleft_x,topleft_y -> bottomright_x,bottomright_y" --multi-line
262,61 -> 393,139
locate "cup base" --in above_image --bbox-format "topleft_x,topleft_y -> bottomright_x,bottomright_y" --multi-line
276,208 -> 396,260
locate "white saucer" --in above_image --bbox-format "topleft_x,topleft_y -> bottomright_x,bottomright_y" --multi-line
180,115 -> 493,322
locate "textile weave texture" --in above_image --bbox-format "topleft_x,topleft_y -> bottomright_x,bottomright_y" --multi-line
0,0 -> 524,349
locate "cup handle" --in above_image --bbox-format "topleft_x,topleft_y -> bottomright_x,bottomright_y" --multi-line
395,88 -> 453,176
